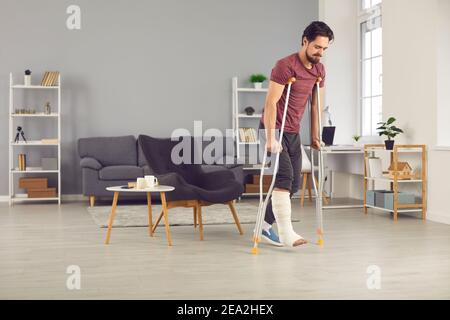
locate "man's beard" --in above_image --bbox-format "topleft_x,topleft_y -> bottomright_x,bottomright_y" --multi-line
306,51 -> 321,65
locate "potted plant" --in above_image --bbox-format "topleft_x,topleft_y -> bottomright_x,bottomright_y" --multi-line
352,135 -> 361,146
249,74 -> 267,89
24,69 -> 31,86
376,117 -> 404,150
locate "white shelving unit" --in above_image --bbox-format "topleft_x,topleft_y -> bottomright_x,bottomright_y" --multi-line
232,76 -> 271,197
8,72 -> 61,205
232,76 -> 267,159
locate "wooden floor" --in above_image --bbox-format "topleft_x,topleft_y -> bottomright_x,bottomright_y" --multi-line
0,198 -> 449,299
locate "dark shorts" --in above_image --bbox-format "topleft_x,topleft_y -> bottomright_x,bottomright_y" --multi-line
259,123 -> 302,224
259,122 -> 302,193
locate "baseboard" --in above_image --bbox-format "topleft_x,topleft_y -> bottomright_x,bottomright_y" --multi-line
427,210 -> 450,225
62,194 -> 86,201
0,194 -> 86,202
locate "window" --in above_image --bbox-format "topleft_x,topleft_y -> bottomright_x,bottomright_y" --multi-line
359,0 -> 382,136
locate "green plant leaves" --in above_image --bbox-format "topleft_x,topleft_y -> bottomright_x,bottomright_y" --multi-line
376,117 -> 403,139
249,74 -> 267,83
386,117 -> 396,125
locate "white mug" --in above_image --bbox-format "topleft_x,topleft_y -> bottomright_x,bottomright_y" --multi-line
136,177 -> 147,190
144,175 -> 158,188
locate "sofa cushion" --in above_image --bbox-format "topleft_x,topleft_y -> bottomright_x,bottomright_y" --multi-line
99,165 -> 144,181
80,157 -> 103,170
78,136 -> 137,167
138,141 -> 147,167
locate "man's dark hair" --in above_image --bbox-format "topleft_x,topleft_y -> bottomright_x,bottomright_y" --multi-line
302,21 -> 334,45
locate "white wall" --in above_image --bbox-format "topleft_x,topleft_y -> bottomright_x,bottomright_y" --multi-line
383,0 -> 450,224
319,0 -> 358,144
437,0 -> 450,147
0,0 -> 318,195
319,0 -> 361,199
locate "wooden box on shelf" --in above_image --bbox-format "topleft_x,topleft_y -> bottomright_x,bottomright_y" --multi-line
19,177 -> 48,189
28,188 -> 56,198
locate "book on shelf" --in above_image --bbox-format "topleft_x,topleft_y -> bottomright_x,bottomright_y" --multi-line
41,71 -> 60,86
239,128 -> 257,143
41,138 -> 58,144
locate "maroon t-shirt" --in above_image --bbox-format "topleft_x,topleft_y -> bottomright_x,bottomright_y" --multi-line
261,53 -> 325,133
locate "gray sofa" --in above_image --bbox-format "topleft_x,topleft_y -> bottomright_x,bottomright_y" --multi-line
78,135 -> 243,206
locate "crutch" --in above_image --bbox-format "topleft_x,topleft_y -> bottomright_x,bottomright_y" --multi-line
310,80 -> 325,247
252,77 -> 296,255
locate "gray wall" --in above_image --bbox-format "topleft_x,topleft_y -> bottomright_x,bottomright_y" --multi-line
0,0 -> 318,195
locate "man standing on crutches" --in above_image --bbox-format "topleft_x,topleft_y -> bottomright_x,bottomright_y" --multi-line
258,21 -> 334,247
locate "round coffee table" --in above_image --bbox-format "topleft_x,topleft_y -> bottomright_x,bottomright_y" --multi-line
105,185 -> 175,246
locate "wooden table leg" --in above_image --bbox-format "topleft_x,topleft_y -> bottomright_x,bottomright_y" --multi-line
105,191 -> 119,244
228,201 -> 243,235
197,202 -> 204,241
160,192 -> 172,246
152,209 -> 164,234
147,192 -> 153,237
193,206 -> 197,229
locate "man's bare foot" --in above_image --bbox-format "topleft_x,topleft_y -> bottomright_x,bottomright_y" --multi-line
293,238 -> 308,247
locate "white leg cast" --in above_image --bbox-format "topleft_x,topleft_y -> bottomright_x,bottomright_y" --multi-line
271,190 -> 304,247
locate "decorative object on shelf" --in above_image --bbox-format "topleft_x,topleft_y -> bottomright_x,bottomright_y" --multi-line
249,74 -> 267,89
41,71 -> 60,86
376,117 -> 403,150
244,106 -> 255,116
14,126 -> 27,143
24,69 -> 31,86
44,102 -> 51,114
367,157 -> 382,178
41,158 -> 58,170
18,154 -> 26,171
386,161 -> 414,180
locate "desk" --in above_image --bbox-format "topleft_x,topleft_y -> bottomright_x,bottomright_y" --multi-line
308,145 -> 365,209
